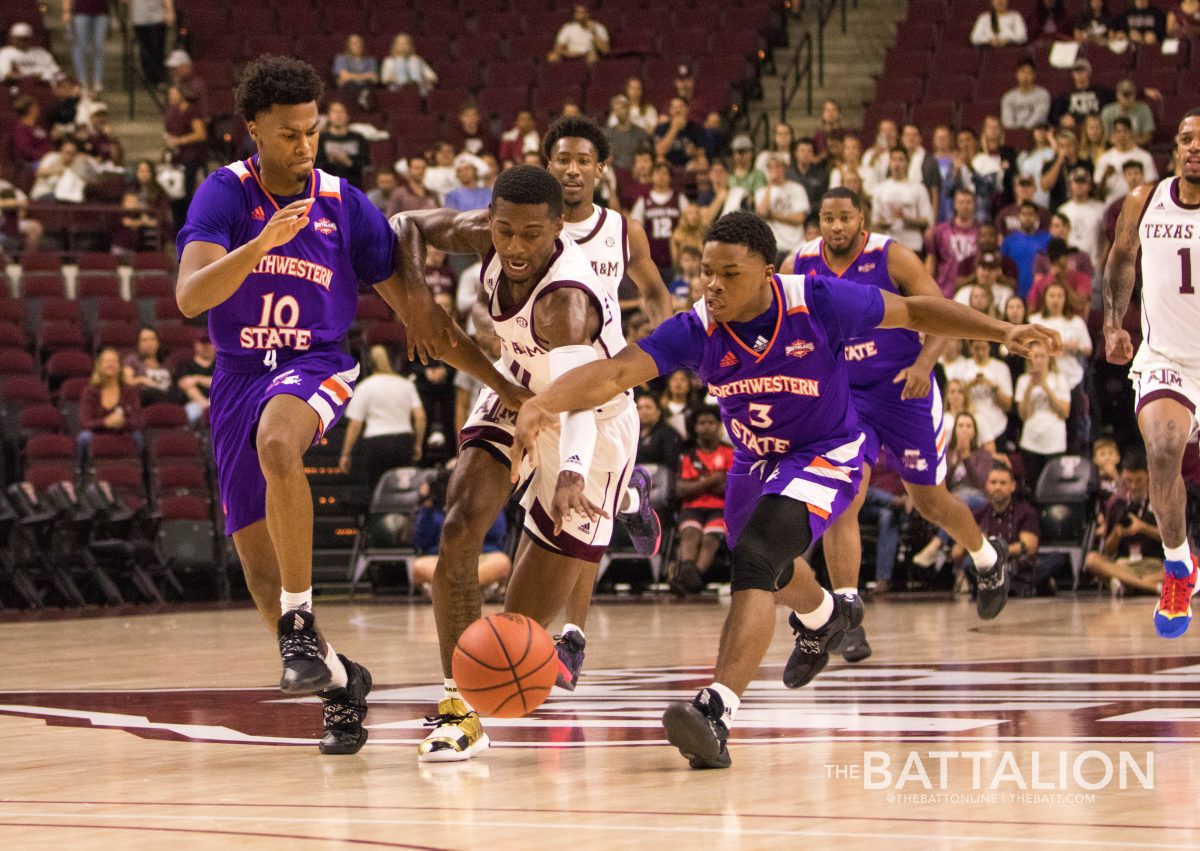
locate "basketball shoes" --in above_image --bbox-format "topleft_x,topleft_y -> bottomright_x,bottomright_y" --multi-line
1154,554 -> 1198,638
974,536 -> 1011,621
277,609 -> 332,693
418,696 -> 491,762
619,466 -> 662,556
317,654 -> 372,755
782,592 -> 863,689
840,624 -> 872,662
554,628 -> 586,691
662,688 -> 731,769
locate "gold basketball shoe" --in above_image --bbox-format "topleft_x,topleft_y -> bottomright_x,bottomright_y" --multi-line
418,696 -> 491,762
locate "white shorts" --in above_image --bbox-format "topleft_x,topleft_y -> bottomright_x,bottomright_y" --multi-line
459,387 -> 639,563
1131,349 -> 1200,440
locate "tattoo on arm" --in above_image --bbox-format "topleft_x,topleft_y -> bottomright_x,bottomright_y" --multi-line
1103,188 -> 1148,330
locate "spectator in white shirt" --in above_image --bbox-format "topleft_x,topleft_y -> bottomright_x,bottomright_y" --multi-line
339,346 -> 426,493
0,22 -> 61,83
547,4 -> 609,64
861,119 -> 900,189
971,0 -> 1030,45
379,33 -> 438,95
1001,60 -> 1051,130
871,147 -> 933,254
901,123 -> 928,185
1094,116 -> 1158,203
946,339 -> 1014,446
1015,339 -> 1069,487
755,155 -> 811,264
1057,167 -> 1106,273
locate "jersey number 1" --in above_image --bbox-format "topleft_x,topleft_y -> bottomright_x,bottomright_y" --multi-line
1181,248 -> 1194,295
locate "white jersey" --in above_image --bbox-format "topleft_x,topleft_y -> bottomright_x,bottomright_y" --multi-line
1136,177 -> 1200,372
481,235 -> 630,418
562,204 -> 629,302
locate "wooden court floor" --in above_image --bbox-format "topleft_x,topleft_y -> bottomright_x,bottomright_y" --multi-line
2,593 -> 1199,849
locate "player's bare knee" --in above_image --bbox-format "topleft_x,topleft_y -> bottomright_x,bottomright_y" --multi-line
1144,435 -> 1186,479
439,504 -> 489,557
256,429 -> 304,478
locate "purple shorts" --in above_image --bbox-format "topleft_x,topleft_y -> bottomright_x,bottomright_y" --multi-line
723,431 -> 866,548
209,350 -> 359,535
851,376 -> 946,486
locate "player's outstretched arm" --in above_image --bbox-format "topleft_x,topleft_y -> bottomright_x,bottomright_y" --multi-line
176,198 -> 313,318
887,242 -> 948,399
1102,184 -> 1152,365
625,218 -> 673,327
879,290 -> 1063,358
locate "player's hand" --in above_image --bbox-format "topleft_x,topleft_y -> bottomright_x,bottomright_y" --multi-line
549,470 -> 610,535
894,367 -> 931,400
254,199 -> 313,252
404,295 -> 458,364
498,383 -> 534,415
1105,326 -> 1134,365
1004,323 -> 1062,358
509,396 -> 555,483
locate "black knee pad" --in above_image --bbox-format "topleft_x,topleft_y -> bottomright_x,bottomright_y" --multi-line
729,496 -> 812,593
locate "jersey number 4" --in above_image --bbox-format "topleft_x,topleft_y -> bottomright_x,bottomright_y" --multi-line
1181,248 -> 1194,295
258,293 -> 300,370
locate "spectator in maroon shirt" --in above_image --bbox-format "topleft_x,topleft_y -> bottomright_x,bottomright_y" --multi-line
164,82 -> 208,219
165,50 -> 208,117
12,96 -> 53,167
954,462 -> 1042,589
447,104 -> 497,158
78,346 -> 144,462
387,156 -> 439,217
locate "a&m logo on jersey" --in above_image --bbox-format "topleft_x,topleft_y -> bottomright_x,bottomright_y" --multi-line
313,217 -> 338,236
251,206 -> 265,221
786,339 -> 814,359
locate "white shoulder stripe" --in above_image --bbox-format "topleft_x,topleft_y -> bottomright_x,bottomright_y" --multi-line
777,274 -> 808,311
225,160 -> 249,178
691,298 -> 711,327
317,169 -> 341,197
865,233 -> 890,251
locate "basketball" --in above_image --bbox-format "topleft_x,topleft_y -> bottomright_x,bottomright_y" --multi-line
451,613 -> 558,717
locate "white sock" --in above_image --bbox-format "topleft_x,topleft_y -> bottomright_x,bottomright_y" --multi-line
323,641 -> 349,690
621,487 -> 640,515
833,586 -> 858,598
444,677 -> 475,712
968,538 -> 999,571
280,587 -> 313,613
1164,542 -> 1193,567
707,682 -> 740,725
797,589 -> 835,630
562,623 -> 585,640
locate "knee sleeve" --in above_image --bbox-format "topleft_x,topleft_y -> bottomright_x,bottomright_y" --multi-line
730,496 -> 812,592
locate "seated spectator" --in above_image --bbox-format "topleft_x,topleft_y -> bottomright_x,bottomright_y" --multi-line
0,22 -> 61,83
945,339 -> 1014,447
1035,211 -> 1095,279
669,205 -> 705,271
728,134 -> 767,197
1114,0 -> 1166,44
1078,114 -> 1108,168
605,96 -> 651,172
654,97 -> 706,169
788,137 -> 829,213
129,161 -> 171,231
1100,81 -> 1156,148
122,326 -> 172,405
47,75 -> 84,131
860,119 -> 899,188
114,191 -> 162,253
1032,0 -> 1071,39
315,100 -> 368,189
379,33 -> 437,95
857,452 -> 908,593
755,155 -> 810,265
80,101 -> 123,165
1050,59 -> 1113,127
546,4 -> 609,64
1028,239 -> 1093,314
660,369 -> 697,439
671,407 -> 733,597
78,347 -> 144,462
339,346 -> 425,493
636,393 -> 684,466
961,224 -> 1019,282
1073,0 -> 1116,43
925,125 -> 956,222
367,169 -> 397,214
388,156 -> 439,215
926,188 -> 979,297
1015,339 -> 1069,486
1018,124 -> 1056,208
1002,60 -> 1051,130
607,76 -> 657,135
669,245 -> 702,312
970,0 -> 1029,45
422,142 -> 460,201
828,133 -> 867,194
953,128 -> 999,222
996,175 -> 1049,237
631,162 -> 688,279
1057,167 -> 1105,273
1084,449 -> 1163,596
31,140 -> 98,202
444,154 -> 492,211
332,34 -> 379,98
1000,200 -> 1051,297
1103,160 -> 1147,251
498,111 -> 540,168
954,253 -> 1015,315
1096,118 -> 1156,204
12,97 -> 53,168
175,334 -> 215,425
754,121 -> 796,175
163,83 -> 208,207
942,378 -> 975,441
0,177 -> 43,256
1168,0 -> 1200,37
811,98 -> 843,159
871,146 -> 932,255
448,104 -> 497,158
165,50 -> 208,116
411,467 -> 510,600
617,147 -> 654,212
1092,436 -> 1122,501
952,462 -> 1041,594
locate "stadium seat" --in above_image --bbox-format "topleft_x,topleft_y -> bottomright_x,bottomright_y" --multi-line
24,433 -> 75,463
129,253 -> 171,276
17,404 -> 66,437
157,494 -> 220,571
76,273 -> 122,300
1034,455 -> 1099,590
90,433 -> 142,465
149,429 -> 205,461
92,462 -> 148,508
93,322 -> 140,352
142,403 -> 189,433
152,462 -> 210,502
44,350 -> 94,393
347,466 -> 439,594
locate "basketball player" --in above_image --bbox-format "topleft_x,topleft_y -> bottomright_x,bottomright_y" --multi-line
174,57 -> 511,754
630,161 -> 688,279
511,212 -> 1058,768
391,166 -> 638,762
542,114 -> 673,689
793,188 -> 1013,662
1104,108 -> 1200,638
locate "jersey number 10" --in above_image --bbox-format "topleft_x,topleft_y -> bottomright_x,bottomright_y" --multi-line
258,292 -> 300,370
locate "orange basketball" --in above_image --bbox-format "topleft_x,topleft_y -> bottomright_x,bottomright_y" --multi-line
451,613 -> 558,718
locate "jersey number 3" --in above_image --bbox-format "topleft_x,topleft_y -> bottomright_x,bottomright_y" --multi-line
747,403 -> 774,428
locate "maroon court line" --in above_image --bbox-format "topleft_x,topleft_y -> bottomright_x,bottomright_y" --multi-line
0,821 -> 452,849
4,800 -> 1190,834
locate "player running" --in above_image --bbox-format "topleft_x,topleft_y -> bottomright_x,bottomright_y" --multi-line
1104,108 -> 1200,638
511,212 -> 1058,768
793,188 -> 1013,662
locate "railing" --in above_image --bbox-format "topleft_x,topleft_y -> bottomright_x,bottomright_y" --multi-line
815,0 -> 859,86
778,31 -> 814,123
112,0 -> 162,120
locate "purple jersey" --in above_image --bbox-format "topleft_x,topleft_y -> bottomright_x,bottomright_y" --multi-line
792,233 -> 921,389
638,273 -> 884,461
176,157 -> 395,371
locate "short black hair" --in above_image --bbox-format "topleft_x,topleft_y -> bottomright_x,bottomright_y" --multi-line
1016,58 -> 1035,71
490,164 -> 563,218
821,186 -> 863,210
1047,237 -> 1070,262
542,114 -> 611,163
693,405 -> 721,423
235,55 -> 323,121
1120,446 -> 1147,473
1112,116 -> 1133,131
1121,158 -> 1145,173
989,461 -> 1014,478
1183,107 -> 1200,123
1018,199 -> 1039,212
704,211 -> 777,265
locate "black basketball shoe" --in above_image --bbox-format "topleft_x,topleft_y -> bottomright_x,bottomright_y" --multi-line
783,592 -> 864,689
554,628 -> 586,691
840,623 -> 872,662
669,561 -> 705,598
662,687 -> 731,769
277,609 -> 332,694
317,654 -> 372,755
975,537 -> 1011,621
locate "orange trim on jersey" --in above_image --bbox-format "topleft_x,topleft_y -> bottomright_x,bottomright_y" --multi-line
935,430 -> 946,454
321,377 -> 350,404
720,276 -> 784,363
787,304 -> 809,315
820,232 -> 869,277
245,157 -> 316,212
807,503 -> 831,520
236,170 -> 251,182
808,455 -> 838,471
